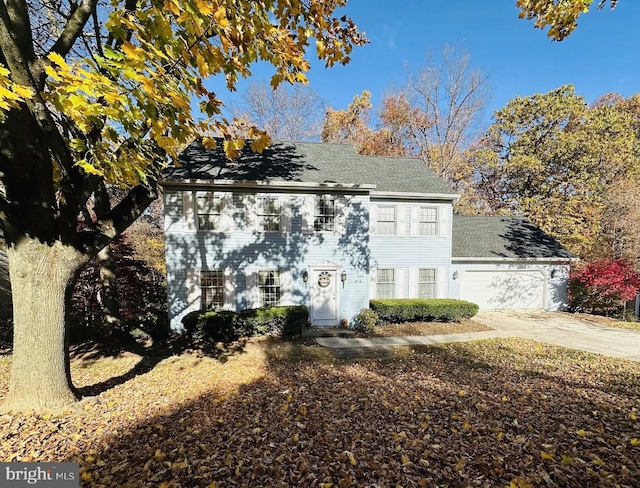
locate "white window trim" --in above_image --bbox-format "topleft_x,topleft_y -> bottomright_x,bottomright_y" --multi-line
418,206 -> 438,237
409,205 -> 441,237
313,194 -> 337,233
186,268 -> 235,313
376,205 -> 397,236
200,269 -> 225,310
302,194 -> 346,234
246,268 -> 293,309
417,268 -> 437,299
376,268 -> 396,299
196,191 -> 223,231
188,190 -> 234,232
256,195 -> 282,233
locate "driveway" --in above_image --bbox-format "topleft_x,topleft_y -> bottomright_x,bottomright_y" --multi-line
472,310 -> 640,362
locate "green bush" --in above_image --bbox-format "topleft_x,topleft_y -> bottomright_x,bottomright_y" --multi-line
370,298 -> 478,324
351,308 -> 379,334
238,306 -> 308,337
182,305 -> 308,345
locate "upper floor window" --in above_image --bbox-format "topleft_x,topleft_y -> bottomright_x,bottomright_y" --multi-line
314,195 -> 335,232
257,196 -> 281,232
196,192 -> 222,230
201,270 -> 224,310
376,268 -> 395,299
419,207 -> 438,236
258,270 -> 281,307
418,268 -> 436,299
377,206 -> 396,235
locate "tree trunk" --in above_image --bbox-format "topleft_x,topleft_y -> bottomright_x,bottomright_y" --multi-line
97,244 -> 122,333
3,238 -> 87,412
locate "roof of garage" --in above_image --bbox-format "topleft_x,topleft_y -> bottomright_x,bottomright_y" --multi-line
452,215 -> 576,260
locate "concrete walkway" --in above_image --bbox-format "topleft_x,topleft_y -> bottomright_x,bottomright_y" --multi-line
316,310 -> 640,361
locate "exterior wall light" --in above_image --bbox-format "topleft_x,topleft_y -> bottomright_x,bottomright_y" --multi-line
452,271 -> 459,280
303,271 -> 309,287
341,271 -> 347,287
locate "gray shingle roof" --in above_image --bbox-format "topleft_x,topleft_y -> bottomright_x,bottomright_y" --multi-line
162,140 -> 457,195
452,215 -> 576,260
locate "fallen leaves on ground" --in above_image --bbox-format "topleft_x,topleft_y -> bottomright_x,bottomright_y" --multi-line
0,337 -> 639,487
368,319 -> 492,337
561,312 -> 640,332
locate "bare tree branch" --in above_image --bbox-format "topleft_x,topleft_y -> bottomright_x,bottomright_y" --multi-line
49,0 -> 98,58
0,1 -> 75,172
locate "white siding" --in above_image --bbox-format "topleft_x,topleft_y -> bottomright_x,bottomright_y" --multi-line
280,268 -> 293,305
438,205 -> 449,238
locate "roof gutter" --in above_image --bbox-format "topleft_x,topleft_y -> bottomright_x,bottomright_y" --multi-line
452,256 -> 579,263
371,191 -> 460,202
159,179 -> 377,192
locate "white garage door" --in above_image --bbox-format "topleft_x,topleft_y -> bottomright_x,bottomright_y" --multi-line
460,270 -> 545,309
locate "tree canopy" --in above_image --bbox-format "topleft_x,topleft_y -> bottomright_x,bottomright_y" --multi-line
0,0 -> 365,411
516,0 -> 619,40
473,85 -> 640,260
322,47 -> 490,213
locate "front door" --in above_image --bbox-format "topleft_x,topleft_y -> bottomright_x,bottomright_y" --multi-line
310,268 -> 339,326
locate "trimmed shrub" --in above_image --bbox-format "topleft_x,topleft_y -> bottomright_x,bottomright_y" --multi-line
370,298 -> 478,324
182,305 -> 308,345
238,306 -> 308,337
351,308 -> 379,334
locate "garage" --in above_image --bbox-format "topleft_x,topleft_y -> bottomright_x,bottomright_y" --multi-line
451,215 -> 577,311
459,270 -> 545,309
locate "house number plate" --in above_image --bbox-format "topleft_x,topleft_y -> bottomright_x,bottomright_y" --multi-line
317,271 -> 331,288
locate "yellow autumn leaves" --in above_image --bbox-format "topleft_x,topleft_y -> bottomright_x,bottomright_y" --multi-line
1,0 -> 364,189
0,66 -> 33,113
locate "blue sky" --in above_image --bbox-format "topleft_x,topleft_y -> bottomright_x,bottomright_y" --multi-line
209,1 -> 640,127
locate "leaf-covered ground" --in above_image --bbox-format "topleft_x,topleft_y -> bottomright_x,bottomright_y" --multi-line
562,312 -> 640,332
0,337 -> 639,487
366,319 -> 492,337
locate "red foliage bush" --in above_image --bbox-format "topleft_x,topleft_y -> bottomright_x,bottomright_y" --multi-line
569,258 -> 640,313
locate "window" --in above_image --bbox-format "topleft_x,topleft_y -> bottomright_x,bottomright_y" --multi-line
201,270 -> 224,310
257,196 -> 281,232
258,270 -> 281,307
196,192 -> 222,230
418,268 -> 436,299
419,207 -> 438,236
377,206 -> 396,235
376,268 -> 395,299
314,195 -> 335,232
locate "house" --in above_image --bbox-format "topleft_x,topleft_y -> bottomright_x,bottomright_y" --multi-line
161,140 -> 574,330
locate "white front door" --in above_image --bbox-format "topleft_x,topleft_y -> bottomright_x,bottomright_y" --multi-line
310,268 -> 339,326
